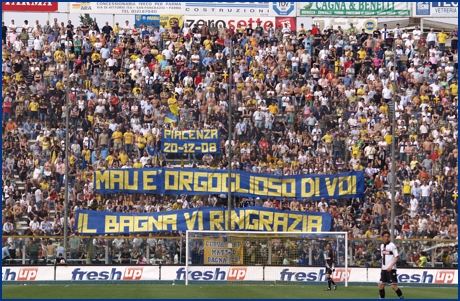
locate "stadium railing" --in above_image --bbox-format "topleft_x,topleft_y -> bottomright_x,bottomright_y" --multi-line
2,235 -> 457,268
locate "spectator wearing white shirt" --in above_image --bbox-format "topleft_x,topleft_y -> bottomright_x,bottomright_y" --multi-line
412,26 -> 422,42
8,20 -> 17,33
28,216 -> 40,236
22,20 -> 31,32
427,28 -> 437,49
381,24 -> 390,41
382,84 -> 392,102
393,23 -> 402,39
253,108 -> 264,128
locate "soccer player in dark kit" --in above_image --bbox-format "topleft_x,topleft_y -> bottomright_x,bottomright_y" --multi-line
324,243 -> 337,291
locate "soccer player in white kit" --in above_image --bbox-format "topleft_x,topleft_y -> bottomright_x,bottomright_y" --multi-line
379,231 -> 404,299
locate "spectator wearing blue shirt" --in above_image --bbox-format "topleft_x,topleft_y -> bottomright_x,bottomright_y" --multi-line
342,76 -> 352,87
202,54 -> 214,68
303,35 -> 313,56
141,26 -> 150,39
2,243 -> 11,264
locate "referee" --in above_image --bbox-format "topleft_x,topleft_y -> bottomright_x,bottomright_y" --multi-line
324,243 -> 337,291
379,231 -> 404,299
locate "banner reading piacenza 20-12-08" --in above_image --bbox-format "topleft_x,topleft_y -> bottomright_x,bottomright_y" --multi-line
74,207 -> 333,234
93,168 -> 364,200
161,129 -> 220,154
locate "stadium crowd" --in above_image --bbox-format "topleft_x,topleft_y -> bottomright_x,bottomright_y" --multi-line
1,17 -> 458,266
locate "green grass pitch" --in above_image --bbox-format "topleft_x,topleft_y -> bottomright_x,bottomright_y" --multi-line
2,284 -> 458,299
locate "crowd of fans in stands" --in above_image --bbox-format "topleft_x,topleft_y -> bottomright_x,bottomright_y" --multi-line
1,17 -> 458,266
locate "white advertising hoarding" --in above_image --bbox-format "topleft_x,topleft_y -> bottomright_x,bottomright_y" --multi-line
69,2 -> 184,15
161,266 -> 264,281
183,2 -> 295,17
2,266 -> 457,284
367,268 -> 457,284
2,267 -> 55,281
264,267 -> 363,282
55,266 -> 160,281
297,2 -> 411,17
413,2 -> 458,17
183,16 -> 276,31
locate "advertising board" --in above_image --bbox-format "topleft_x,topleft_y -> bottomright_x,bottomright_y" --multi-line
2,2 -> 59,12
183,16 -> 276,31
69,2 -> 183,15
183,2 -> 295,17
413,2 -> 458,17
297,2 -> 411,17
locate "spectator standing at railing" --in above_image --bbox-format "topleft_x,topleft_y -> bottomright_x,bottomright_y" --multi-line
2,243 -> 12,264
56,252 -> 67,265
27,240 -> 40,264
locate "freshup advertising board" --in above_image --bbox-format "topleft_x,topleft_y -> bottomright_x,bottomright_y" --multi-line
3,266 -> 457,284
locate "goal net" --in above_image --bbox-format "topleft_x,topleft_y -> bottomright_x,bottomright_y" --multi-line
185,231 -> 348,287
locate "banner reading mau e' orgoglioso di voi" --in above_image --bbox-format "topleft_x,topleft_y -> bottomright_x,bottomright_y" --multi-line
94,168 -> 364,200
74,207 -> 333,235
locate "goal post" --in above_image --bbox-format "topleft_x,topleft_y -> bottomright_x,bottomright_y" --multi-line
185,231 -> 348,287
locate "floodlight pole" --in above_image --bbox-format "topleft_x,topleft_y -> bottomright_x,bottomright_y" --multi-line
390,43 -> 397,242
63,51 -> 70,258
227,42 -> 233,231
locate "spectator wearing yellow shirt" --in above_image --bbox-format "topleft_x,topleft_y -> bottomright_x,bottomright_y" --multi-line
118,149 -> 129,165
236,78 -> 245,93
269,101 -> 279,115
105,152 -> 116,167
384,133 -> 392,145
29,98 -> 39,120
123,128 -> 134,156
246,97 -> 257,111
54,49 -> 64,62
351,143 -> 361,158
203,36 -> 213,51
357,47 -> 366,60
82,145 -> 91,163
133,85 -> 142,95
40,179 -> 50,192
379,102 -> 388,116
133,158 -> 143,168
111,128 -> 123,150
137,133 -> 147,156
450,79 -> 458,97
321,131 -> 333,156
437,29 -> 449,53
89,32 -> 97,44
68,151 -> 78,167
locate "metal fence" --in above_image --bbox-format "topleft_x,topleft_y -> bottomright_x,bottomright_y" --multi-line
3,236 -> 457,269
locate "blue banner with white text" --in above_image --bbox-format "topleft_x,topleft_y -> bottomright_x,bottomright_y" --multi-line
161,129 -> 220,154
74,207 -> 332,234
94,168 -> 364,200
135,14 -> 160,29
